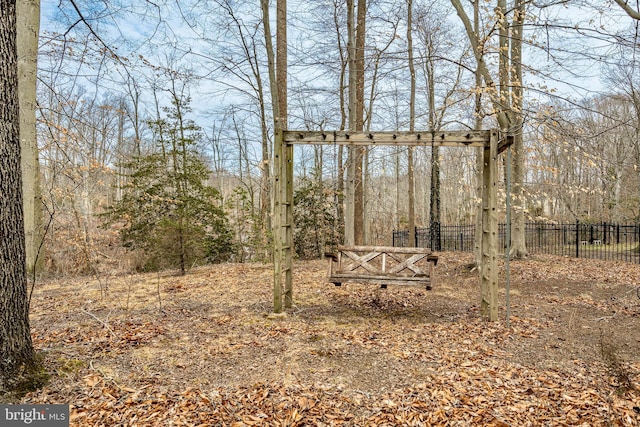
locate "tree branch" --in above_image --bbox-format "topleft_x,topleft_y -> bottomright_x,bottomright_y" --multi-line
67,0 -> 131,73
613,0 -> 640,20
449,0 -> 511,129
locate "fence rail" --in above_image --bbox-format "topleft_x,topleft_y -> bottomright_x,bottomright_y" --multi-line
393,222 -> 640,264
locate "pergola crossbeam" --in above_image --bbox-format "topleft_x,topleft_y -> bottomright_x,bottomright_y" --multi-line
284,130 -> 492,147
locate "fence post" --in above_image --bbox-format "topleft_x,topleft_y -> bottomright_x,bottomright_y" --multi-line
575,219 -> 579,258
604,222 -> 608,245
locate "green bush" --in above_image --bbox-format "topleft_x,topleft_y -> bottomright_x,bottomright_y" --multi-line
293,177 -> 341,259
103,97 -> 236,273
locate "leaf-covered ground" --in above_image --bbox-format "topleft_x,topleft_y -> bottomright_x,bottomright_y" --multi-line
22,253 -> 640,425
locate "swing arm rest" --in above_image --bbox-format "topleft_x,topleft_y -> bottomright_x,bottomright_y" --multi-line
324,252 -> 339,261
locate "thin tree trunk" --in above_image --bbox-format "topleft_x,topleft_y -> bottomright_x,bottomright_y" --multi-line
345,0 -> 356,246
498,0 -> 509,119
334,0 -> 347,244
407,0 -> 416,247
277,0 -> 287,129
429,146 -> 440,249
509,0 -> 527,258
241,33 -> 272,261
17,0 -> 42,275
353,0 -> 366,245
473,0 -> 484,268
449,0 -> 510,130
116,100 -> 125,202
0,0 -> 38,393
426,49 -> 441,251
169,91 -> 188,276
396,146 -> 401,238
337,144 -> 344,242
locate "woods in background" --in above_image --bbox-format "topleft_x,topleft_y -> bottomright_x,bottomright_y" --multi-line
30,0 -> 640,275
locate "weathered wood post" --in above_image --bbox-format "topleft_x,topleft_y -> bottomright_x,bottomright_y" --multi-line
480,130 -> 499,321
272,129 -> 293,313
273,127 -> 284,314
284,137 -> 294,308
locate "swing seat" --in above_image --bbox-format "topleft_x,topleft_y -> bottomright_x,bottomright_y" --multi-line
326,245 -> 437,290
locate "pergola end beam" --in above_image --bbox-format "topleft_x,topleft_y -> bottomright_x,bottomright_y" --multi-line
497,132 -> 514,154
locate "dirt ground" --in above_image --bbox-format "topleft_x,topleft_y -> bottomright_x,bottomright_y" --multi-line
21,252 -> 640,425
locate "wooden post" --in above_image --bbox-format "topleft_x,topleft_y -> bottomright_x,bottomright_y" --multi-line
273,127 -> 284,313
273,129 -> 293,312
480,130 -> 499,321
284,139 -> 294,308
272,0 -> 288,313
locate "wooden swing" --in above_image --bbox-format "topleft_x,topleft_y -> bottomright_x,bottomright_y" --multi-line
322,132 -> 439,290
325,245 -> 438,290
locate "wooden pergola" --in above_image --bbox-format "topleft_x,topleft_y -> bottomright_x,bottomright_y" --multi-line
272,129 -> 508,321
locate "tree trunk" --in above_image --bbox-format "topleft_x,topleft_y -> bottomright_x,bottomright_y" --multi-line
277,0 -> 287,130
333,1 -> 347,245
430,145 -> 441,250
116,99 -> 125,202
169,90 -> 187,276
508,0 -> 528,258
17,0 -> 42,276
407,0 -> 416,247
498,0 -> 509,119
473,0 -> 484,268
449,0 -> 510,129
258,82 -> 271,261
353,0 -> 366,245
0,0 -> 38,394
345,0 -> 356,246
408,147 -> 415,246
426,57 -> 441,251
451,0 -> 528,258
337,144 -> 345,243
262,0 -> 281,312
395,146 -> 402,237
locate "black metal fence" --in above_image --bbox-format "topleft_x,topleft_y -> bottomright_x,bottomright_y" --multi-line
393,222 -> 640,263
